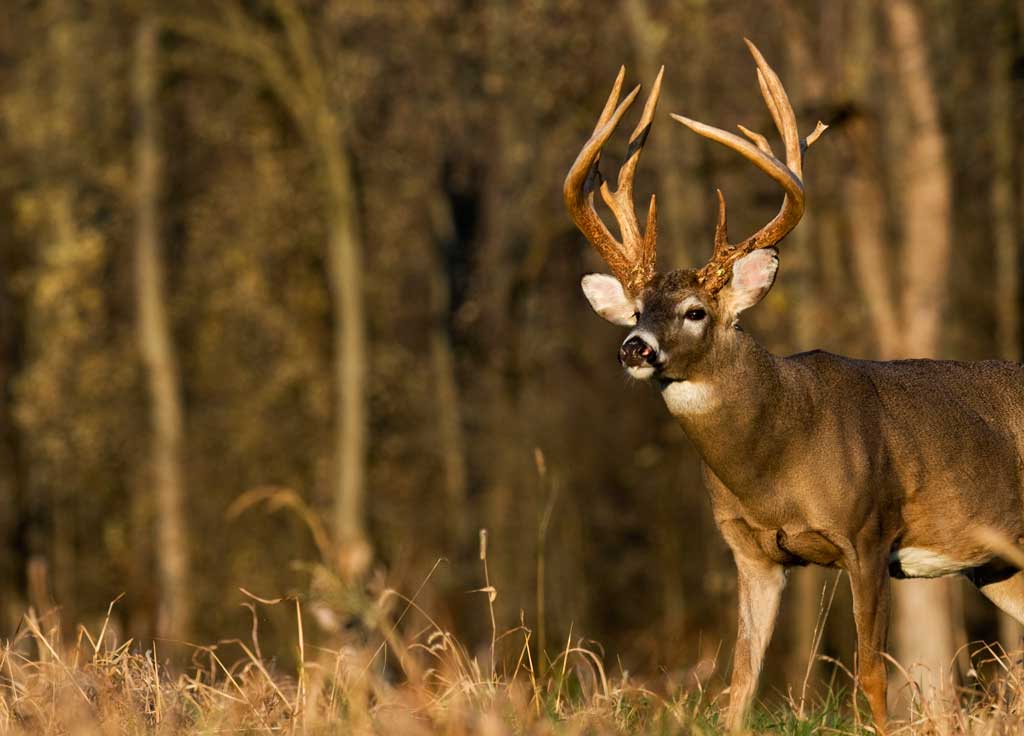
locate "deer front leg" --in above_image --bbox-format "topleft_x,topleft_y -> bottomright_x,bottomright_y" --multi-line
849,559 -> 891,733
726,553 -> 786,733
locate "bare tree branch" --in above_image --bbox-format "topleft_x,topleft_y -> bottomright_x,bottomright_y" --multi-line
160,9 -> 312,133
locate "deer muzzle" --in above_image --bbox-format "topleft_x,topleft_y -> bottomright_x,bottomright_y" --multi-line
619,334 -> 658,370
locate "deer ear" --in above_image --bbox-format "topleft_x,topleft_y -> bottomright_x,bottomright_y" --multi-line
581,273 -> 638,326
722,248 -> 778,318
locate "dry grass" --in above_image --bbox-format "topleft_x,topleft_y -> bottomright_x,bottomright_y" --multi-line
3,584 -> 1024,735
4,520 -> 1024,735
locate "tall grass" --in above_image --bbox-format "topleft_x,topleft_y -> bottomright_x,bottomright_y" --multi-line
2,536 -> 1024,734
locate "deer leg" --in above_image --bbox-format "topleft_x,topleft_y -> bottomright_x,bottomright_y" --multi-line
726,555 -> 786,733
966,563 -> 1024,625
848,561 -> 891,733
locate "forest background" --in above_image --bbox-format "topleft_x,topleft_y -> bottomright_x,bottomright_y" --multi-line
0,0 -> 1022,704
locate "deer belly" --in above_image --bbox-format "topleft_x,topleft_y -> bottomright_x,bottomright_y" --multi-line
888,547 -> 971,579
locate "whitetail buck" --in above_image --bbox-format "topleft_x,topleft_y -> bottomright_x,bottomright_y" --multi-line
565,40 -> 1024,733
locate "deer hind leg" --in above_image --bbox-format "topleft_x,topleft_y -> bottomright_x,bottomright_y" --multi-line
725,555 -> 786,733
848,559 -> 891,734
966,563 -> 1024,625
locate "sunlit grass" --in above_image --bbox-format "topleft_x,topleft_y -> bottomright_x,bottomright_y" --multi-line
0,608 -> 852,735
1,510 -> 1021,735
3,569 -> 1024,735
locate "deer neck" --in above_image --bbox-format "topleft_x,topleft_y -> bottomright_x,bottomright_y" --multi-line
659,331 -> 785,491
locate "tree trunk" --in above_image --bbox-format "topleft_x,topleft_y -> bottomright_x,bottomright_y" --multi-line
163,0 -> 375,581
991,12 -> 1020,371
271,0 -> 373,580
990,1 -> 1023,653
842,0 -> 903,361
842,0 -> 904,360
888,1 -> 951,359
844,0 -> 958,701
428,194 -> 469,542
0,221 -> 24,630
884,0 -> 957,699
133,15 -> 190,641
320,119 -> 372,581
844,131 -> 902,360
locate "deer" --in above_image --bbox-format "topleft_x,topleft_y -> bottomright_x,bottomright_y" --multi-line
564,39 -> 1024,733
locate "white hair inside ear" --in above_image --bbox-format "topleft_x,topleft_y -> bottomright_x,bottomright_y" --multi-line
722,248 -> 778,318
581,273 -> 638,326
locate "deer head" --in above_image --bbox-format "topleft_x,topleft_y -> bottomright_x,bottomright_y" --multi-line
565,40 -> 826,383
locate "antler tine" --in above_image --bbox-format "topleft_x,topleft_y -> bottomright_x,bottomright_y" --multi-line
746,39 -> 802,178
713,189 -> 729,255
564,68 -> 662,297
612,66 -> 664,201
670,111 -> 803,243
564,69 -> 640,256
737,124 -> 772,156
600,66 -> 663,285
595,66 -> 628,131
670,40 -> 828,293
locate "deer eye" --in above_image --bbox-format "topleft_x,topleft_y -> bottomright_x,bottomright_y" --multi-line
684,308 -> 706,321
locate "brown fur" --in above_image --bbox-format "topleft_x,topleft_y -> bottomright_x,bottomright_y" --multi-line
621,267 -> 1024,732
569,44 -> 1010,732
698,342 -> 1024,729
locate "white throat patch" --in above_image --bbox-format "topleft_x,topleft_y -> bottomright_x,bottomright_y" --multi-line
660,380 -> 717,416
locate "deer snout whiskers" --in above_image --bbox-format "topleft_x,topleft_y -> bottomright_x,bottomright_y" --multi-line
620,331 -> 662,379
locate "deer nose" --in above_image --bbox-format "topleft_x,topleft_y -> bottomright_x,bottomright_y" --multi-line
619,336 -> 656,368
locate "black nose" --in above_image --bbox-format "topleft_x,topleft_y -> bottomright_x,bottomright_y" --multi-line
619,336 -> 656,368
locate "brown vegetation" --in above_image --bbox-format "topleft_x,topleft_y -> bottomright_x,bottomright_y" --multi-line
0,0 -> 1023,729
4,569 -> 1024,735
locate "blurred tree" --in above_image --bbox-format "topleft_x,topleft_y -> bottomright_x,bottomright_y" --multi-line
165,0 -> 372,580
774,2 -> 833,691
885,0 -> 956,697
427,191 -> 470,541
0,138 -> 25,630
3,0 -> 144,632
832,0 -> 969,699
989,0 -> 1024,651
133,11 -> 190,642
831,2 -> 957,696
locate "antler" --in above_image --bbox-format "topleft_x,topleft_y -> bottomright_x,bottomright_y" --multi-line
564,66 -> 663,297
671,39 -> 827,294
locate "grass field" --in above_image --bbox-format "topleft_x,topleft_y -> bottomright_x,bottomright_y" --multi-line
4,568 -> 1024,736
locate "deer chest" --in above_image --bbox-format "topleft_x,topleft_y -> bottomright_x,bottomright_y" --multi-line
771,528 -> 844,567
721,518 -> 845,568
